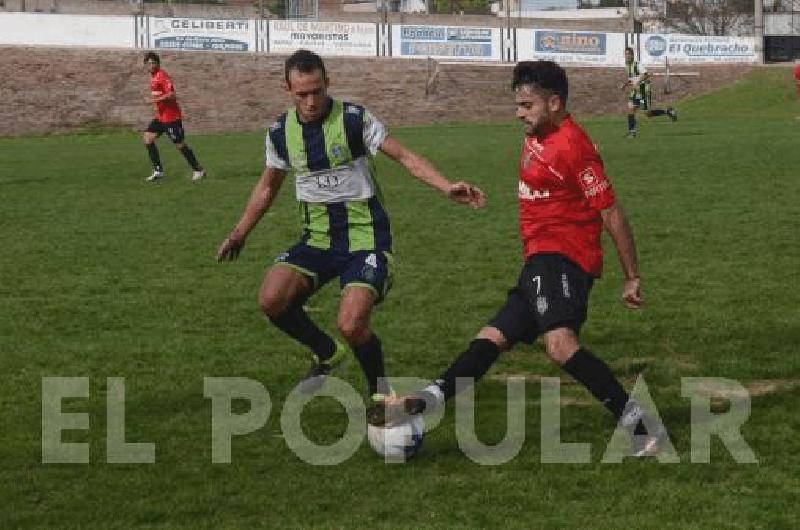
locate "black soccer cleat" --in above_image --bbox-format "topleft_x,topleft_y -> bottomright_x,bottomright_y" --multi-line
297,341 -> 346,395
298,361 -> 334,395
667,107 -> 678,122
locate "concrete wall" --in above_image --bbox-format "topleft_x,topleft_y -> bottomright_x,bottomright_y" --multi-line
0,0 -> 629,30
0,46 -> 753,136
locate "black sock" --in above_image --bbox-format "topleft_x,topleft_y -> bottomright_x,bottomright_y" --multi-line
353,334 -> 388,396
434,338 -> 501,402
560,349 -> 648,435
269,302 -> 335,361
561,347 -> 630,419
146,143 -> 162,170
627,114 -> 636,131
648,109 -> 666,117
179,144 -> 201,171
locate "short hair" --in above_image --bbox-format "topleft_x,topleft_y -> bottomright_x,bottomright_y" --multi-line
625,47 -> 634,54
512,60 -> 568,105
143,51 -> 160,65
284,49 -> 327,85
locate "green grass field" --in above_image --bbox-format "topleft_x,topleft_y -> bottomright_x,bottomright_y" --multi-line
1,68 -> 799,528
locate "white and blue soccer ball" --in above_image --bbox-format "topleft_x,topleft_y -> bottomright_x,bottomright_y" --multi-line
367,415 -> 425,461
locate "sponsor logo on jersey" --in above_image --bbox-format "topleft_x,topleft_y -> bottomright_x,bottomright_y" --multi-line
519,181 -> 550,201
580,167 -> 597,186
579,167 -> 611,197
331,143 -> 347,163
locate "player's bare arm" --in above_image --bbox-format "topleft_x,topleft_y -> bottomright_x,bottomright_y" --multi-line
378,136 -> 486,209
217,167 -> 287,261
601,203 -> 643,309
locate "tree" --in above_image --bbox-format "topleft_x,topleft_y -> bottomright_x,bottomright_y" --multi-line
432,0 -> 491,14
657,0 -> 755,36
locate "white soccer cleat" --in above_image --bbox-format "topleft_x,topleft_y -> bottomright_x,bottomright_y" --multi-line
621,401 -> 669,457
146,169 -> 165,182
191,169 -> 205,182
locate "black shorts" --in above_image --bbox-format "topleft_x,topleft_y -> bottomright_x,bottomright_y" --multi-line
488,253 -> 594,345
146,119 -> 185,143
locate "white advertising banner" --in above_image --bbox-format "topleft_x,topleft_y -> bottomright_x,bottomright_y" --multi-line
268,20 -> 377,56
640,34 -> 758,64
0,13 -> 135,48
391,25 -> 502,61
149,17 -> 256,52
516,28 -> 626,65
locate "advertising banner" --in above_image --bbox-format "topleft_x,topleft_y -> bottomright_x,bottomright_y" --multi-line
149,17 -> 255,52
516,28 -> 626,65
391,25 -> 502,61
268,20 -> 377,56
641,34 -> 758,64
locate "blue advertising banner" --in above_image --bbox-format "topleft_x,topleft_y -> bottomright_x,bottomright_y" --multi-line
642,34 -> 757,64
534,30 -> 606,55
517,29 -> 622,64
393,25 -> 500,60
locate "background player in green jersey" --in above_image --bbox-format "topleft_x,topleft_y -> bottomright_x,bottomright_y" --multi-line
622,47 -> 677,138
217,50 -> 486,401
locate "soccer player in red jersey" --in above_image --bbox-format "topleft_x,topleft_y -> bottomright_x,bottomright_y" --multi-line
794,60 -> 800,96
370,61 -> 667,456
143,52 -> 205,182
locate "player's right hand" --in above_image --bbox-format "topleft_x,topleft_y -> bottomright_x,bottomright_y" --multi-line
446,181 -> 487,209
216,236 -> 245,261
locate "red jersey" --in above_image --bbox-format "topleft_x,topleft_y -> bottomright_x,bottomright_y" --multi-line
518,114 -> 616,277
794,65 -> 800,96
150,68 -> 182,123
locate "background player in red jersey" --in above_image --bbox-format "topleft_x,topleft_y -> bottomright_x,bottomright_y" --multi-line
794,60 -> 800,96
370,60 -> 667,456
794,60 -> 800,120
142,52 -> 205,182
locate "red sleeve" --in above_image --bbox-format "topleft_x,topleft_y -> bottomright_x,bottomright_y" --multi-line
573,140 -> 616,211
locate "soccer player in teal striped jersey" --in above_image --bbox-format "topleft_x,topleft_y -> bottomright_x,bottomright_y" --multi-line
217,50 -> 486,401
621,47 -> 676,138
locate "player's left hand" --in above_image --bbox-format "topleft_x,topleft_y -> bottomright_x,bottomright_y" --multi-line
446,181 -> 487,209
216,235 -> 245,261
622,277 -> 643,309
